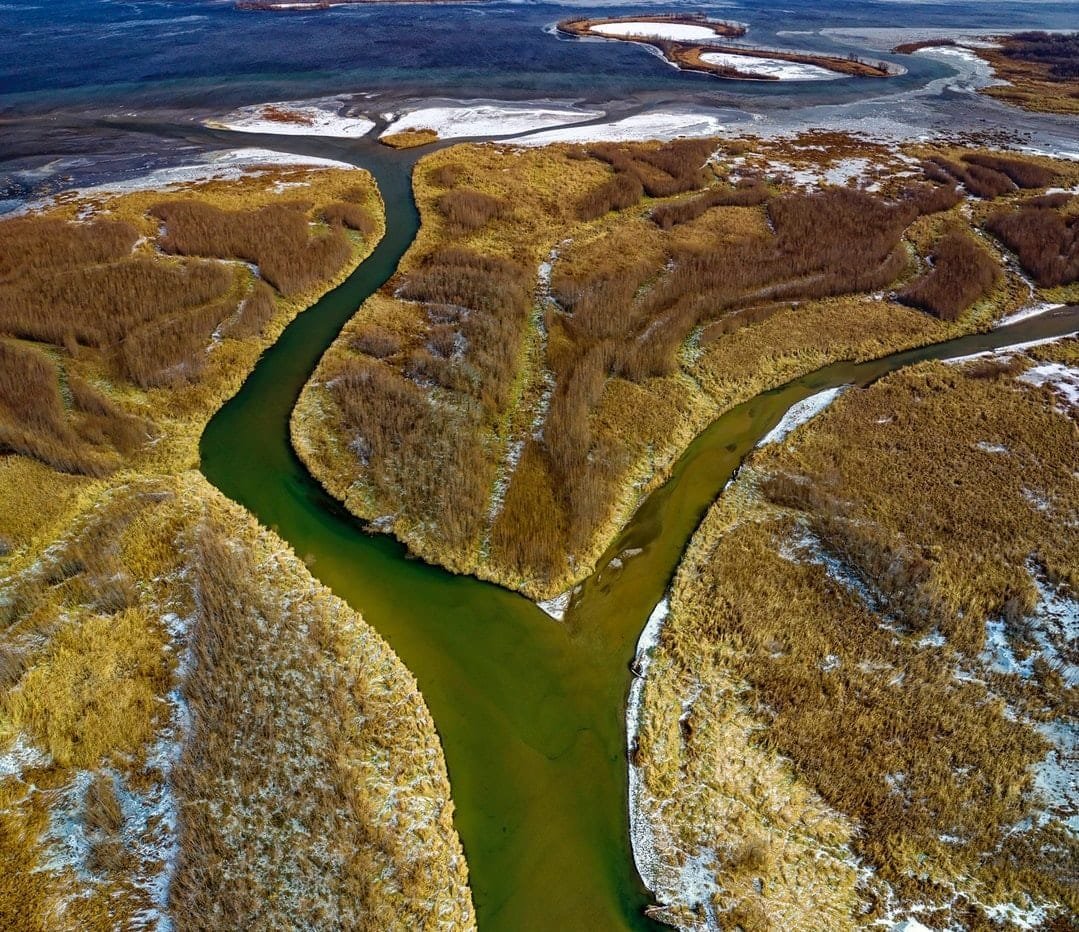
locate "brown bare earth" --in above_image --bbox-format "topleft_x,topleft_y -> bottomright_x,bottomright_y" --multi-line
0,163 -> 476,929
635,339 -> 1079,929
293,134 -> 1078,600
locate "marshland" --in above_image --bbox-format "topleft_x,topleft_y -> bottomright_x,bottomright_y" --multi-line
3,1 -> 1079,930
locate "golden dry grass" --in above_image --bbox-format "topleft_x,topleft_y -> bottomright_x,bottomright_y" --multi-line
380,129 -> 440,149
0,163 -> 384,561
0,472 -> 474,931
636,340 -> 1079,929
295,135 -> 1073,600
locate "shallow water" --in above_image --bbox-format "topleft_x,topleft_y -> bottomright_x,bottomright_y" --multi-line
197,139 -> 1078,929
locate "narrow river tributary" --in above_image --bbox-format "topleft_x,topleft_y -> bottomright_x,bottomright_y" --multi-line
199,145 -> 1079,931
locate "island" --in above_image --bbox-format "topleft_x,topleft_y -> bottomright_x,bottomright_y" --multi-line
558,15 -> 898,81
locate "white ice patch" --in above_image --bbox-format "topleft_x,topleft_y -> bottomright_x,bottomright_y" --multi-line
0,733 -> 50,780
380,101 -> 602,141
997,302 -> 1064,328
626,597 -> 670,894
55,148 -> 359,201
590,21 -> 724,42
758,386 -> 846,447
700,51 -> 844,81
206,100 -> 375,138
536,590 -> 572,621
514,110 -> 726,146
1018,363 -> 1079,410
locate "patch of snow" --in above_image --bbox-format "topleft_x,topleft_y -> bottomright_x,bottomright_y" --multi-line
1018,362 -> 1079,410
0,733 -> 49,780
700,51 -> 844,81
945,333 -> 1079,365
758,386 -> 847,446
627,597 -> 670,893
590,21 -> 723,42
206,100 -> 375,138
381,101 -> 602,141
976,441 -> 1009,454
998,302 -> 1064,328
537,590 -> 572,621
55,148 -> 359,200
512,110 -> 726,146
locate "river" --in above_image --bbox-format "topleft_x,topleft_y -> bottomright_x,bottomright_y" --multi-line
199,144 -> 1079,930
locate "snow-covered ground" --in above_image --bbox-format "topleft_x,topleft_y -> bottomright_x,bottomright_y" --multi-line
49,148 -> 358,201
537,589 -> 573,621
998,302 -> 1064,328
700,51 -> 844,81
512,110 -> 726,146
380,101 -> 602,141
1018,362 -> 1079,409
206,100 -> 375,138
759,387 -> 847,447
590,21 -> 723,42
626,596 -> 671,894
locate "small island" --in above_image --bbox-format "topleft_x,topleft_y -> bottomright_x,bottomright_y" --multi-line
894,31 -> 1079,115
558,14 -> 897,81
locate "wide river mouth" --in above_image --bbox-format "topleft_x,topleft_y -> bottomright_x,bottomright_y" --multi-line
199,144 -> 1079,931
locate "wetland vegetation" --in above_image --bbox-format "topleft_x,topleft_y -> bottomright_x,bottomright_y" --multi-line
294,134 -> 1077,601
634,339 -> 1078,930
0,162 -> 473,930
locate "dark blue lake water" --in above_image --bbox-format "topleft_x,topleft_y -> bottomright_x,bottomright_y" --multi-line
2,0 -> 1074,112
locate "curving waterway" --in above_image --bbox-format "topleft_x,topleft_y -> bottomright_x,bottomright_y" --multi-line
200,146 -> 1079,931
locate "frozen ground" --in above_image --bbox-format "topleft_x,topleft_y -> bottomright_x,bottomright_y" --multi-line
512,109 -> 727,145
206,100 -> 375,138
700,52 -> 844,81
590,21 -> 724,42
380,101 -> 602,141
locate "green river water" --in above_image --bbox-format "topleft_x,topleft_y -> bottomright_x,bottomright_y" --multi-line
199,144 -> 1079,931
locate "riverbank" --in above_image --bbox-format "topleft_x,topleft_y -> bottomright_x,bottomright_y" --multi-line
631,334 -> 1079,929
291,133 -> 1077,602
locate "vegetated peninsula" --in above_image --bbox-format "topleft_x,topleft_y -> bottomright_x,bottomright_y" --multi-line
631,337 -> 1079,930
558,15 -> 897,81
894,31 -> 1079,115
0,160 -> 474,928
292,133 -> 1078,602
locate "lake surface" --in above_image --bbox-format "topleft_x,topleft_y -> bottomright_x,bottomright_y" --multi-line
4,1 -> 1078,926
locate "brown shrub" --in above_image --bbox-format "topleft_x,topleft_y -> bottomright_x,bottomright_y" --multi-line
321,201 -> 379,235
0,216 -> 137,283
120,295 -> 237,388
961,152 -> 1057,188
576,173 -> 643,221
221,280 -> 278,341
151,200 -> 352,295
901,181 -> 964,215
0,256 -> 234,348
986,205 -> 1079,286
898,229 -> 1000,320
350,324 -> 401,359
924,157 -> 1015,199
436,188 -> 509,231
650,181 -> 770,230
